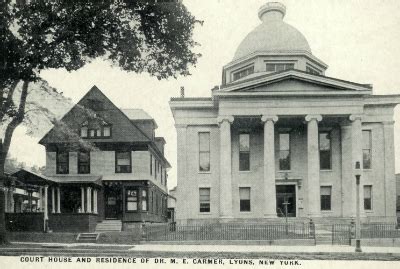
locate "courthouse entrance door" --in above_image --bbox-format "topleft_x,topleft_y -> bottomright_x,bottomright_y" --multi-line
276,184 -> 296,217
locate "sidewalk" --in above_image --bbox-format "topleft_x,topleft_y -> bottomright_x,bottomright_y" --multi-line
10,242 -> 400,254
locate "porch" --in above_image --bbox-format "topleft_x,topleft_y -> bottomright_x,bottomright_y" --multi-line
5,169 -> 101,233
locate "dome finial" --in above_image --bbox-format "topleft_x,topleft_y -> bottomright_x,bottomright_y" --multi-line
258,2 -> 286,22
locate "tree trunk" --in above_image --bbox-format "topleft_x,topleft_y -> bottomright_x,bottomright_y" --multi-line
0,80 -> 29,245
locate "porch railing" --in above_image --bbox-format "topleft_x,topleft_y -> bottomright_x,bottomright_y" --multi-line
143,222 -> 314,241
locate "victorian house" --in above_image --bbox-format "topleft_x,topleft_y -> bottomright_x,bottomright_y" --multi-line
28,86 -> 171,232
170,2 -> 400,224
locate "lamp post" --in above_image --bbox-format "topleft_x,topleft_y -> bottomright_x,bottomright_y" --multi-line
355,161 -> 362,252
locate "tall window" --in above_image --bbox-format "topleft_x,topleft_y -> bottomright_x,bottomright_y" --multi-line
239,187 -> 251,212
239,133 -> 250,171
142,189 -> 148,211
362,130 -> 372,169
320,186 -> 332,211
266,63 -> 294,72
279,133 -> 290,171
199,188 -> 210,213
126,189 -> 138,211
78,151 -> 90,174
56,151 -> 69,174
232,66 -> 254,81
319,132 -> 332,170
199,132 -> 210,172
364,185 -> 372,210
115,151 -> 131,173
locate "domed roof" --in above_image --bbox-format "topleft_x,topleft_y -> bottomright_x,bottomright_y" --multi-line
233,2 -> 311,61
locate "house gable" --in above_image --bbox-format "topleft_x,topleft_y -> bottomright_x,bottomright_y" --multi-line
39,86 -> 151,145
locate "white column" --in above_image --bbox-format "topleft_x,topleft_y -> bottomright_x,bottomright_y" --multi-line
305,115 -> 322,218
350,115 -> 365,217
44,186 -> 48,220
93,189 -> 98,214
341,123 -> 354,217
51,187 -> 55,213
81,187 -> 86,213
87,187 -> 92,213
218,116 -> 234,219
57,187 -> 61,213
261,115 -> 278,218
383,121 -> 396,218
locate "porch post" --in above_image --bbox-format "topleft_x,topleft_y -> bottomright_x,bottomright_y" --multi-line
51,187 -> 55,213
37,187 -> 42,212
218,116 -> 234,219
44,185 -> 48,220
57,187 -> 61,213
261,115 -> 278,218
87,187 -> 92,213
81,187 -> 86,213
10,187 -> 14,213
4,188 -> 8,213
93,189 -> 98,214
305,115 -> 322,218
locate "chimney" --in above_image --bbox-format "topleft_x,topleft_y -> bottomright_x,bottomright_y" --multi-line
180,86 -> 185,98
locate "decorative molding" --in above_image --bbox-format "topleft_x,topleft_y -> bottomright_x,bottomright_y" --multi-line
349,114 -> 363,122
261,115 -> 278,123
305,114 -> 322,122
217,116 -> 234,124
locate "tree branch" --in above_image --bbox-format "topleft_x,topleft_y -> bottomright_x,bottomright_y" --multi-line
0,80 -> 29,175
0,81 -> 19,123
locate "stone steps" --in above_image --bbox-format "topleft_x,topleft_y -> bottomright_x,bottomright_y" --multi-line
76,233 -> 99,242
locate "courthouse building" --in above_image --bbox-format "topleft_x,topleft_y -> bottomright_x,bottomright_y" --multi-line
170,2 -> 400,224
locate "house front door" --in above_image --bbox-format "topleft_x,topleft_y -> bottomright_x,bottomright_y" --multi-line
104,186 -> 122,219
276,184 -> 296,217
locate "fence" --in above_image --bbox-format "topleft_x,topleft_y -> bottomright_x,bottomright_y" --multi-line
361,223 -> 400,238
331,224 -> 352,245
144,222 -> 314,241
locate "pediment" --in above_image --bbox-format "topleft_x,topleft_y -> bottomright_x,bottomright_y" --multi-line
218,70 -> 372,96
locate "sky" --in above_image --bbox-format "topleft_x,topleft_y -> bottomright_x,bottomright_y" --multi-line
7,0 -> 400,190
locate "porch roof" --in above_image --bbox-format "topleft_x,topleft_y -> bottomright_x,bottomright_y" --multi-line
47,175 -> 103,187
11,169 -> 57,188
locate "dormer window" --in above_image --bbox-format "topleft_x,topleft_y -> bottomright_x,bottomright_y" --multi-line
80,119 -> 112,138
232,65 -> 254,81
266,62 -> 294,72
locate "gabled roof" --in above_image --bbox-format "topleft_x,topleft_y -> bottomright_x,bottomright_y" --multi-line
121,109 -> 153,121
39,85 -> 151,144
218,69 -> 373,94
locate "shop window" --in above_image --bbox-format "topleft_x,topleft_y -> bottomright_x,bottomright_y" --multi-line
126,189 -> 138,211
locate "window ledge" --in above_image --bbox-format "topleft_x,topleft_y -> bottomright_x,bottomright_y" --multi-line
321,210 -> 333,213
198,171 -> 212,174
278,170 -> 291,173
320,170 -> 333,172
363,169 -> 373,172
239,211 -> 252,214
199,212 -> 212,215
238,171 -> 252,173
